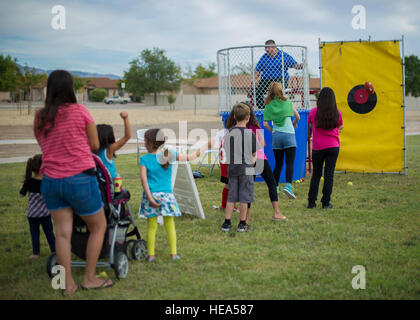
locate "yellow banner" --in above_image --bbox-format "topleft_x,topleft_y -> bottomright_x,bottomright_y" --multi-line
320,40 -> 404,173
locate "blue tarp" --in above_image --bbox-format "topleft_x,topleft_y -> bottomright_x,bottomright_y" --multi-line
220,109 -> 309,182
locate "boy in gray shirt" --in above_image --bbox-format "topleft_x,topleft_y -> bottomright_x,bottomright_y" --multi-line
221,103 -> 260,232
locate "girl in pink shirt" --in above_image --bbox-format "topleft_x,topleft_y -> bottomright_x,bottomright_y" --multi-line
307,87 -> 344,209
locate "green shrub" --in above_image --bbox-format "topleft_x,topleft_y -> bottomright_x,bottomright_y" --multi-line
168,94 -> 176,110
168,94 -> 176,105
130,95 -> 142,102
89,88 -> 107,102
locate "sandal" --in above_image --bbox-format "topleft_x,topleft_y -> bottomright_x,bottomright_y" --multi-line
272,216 -> 288,221
80,279 -> 114,290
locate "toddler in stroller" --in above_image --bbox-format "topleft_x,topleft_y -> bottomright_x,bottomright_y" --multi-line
47,154 -> 147,280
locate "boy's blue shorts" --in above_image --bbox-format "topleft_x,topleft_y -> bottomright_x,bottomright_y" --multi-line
41,172 -> 104,216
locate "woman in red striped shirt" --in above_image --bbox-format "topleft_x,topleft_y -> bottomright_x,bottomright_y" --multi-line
34,70 -> 113,296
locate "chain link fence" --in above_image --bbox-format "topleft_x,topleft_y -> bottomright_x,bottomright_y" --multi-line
217,45 -> 310,112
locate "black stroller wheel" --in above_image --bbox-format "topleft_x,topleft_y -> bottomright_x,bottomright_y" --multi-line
113,251 -> 129,279
131,240 -> 147,261
124,240 -> 136,260
46,252 -> 59,278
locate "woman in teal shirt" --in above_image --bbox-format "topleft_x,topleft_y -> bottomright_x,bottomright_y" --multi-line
263,82 -> 300,199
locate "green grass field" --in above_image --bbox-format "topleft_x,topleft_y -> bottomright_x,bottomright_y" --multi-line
0,136 -> 419,300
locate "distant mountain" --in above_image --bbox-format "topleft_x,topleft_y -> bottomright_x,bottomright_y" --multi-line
17,64 -> 121,80
66,71 -> 121,80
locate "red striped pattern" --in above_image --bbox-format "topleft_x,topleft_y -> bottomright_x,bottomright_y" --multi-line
34,104 -> 95,178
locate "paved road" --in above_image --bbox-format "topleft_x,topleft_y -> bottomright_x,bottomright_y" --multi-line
0,101 -> 218,111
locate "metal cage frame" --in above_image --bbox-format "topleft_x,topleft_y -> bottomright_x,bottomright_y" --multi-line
217,44 -> 310,113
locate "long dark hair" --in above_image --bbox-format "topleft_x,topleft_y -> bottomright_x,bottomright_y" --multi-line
96,124 -> 116,157
316,87 -> 339,130
24,154 -> 42,184
242,101 -> 260,129
144,128 -> 173,170
35,70 -> 77,136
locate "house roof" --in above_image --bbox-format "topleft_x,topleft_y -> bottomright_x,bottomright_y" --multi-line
193,76 -> 218,88
193,75 -> 252,89
84,77 -> 119,89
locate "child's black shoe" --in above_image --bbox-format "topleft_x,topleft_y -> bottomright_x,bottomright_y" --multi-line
221,220 -> 232,232
237,222 -> 249,232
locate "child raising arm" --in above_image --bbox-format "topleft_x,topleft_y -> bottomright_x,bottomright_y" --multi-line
97,111 -> 131,191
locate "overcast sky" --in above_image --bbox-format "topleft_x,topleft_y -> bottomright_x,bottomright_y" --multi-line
0,0 -> 419,77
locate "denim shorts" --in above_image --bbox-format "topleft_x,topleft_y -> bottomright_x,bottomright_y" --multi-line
272,131 -> 297,150
41,172 -> 104,216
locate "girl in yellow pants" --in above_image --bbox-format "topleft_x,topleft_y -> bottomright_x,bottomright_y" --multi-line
147,216 -> 177,260
139,128 -> 212,262
139,186 -> 181,262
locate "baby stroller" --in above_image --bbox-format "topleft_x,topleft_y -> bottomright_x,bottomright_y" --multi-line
47,154 -> 147,280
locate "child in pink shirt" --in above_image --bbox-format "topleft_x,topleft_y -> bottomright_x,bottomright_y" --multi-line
308,109 -> 343,151
307,87 -> 344,209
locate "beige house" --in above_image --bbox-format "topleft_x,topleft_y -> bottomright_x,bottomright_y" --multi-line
0,77 -> 130,103
82,77 -> 130,101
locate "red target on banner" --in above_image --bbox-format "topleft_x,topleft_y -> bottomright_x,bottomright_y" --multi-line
347,84 -> 377,114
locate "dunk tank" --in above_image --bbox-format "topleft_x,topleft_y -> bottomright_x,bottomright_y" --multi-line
217,44 -> 310,182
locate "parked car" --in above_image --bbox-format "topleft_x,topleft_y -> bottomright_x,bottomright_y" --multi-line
104,96 -> 129,104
